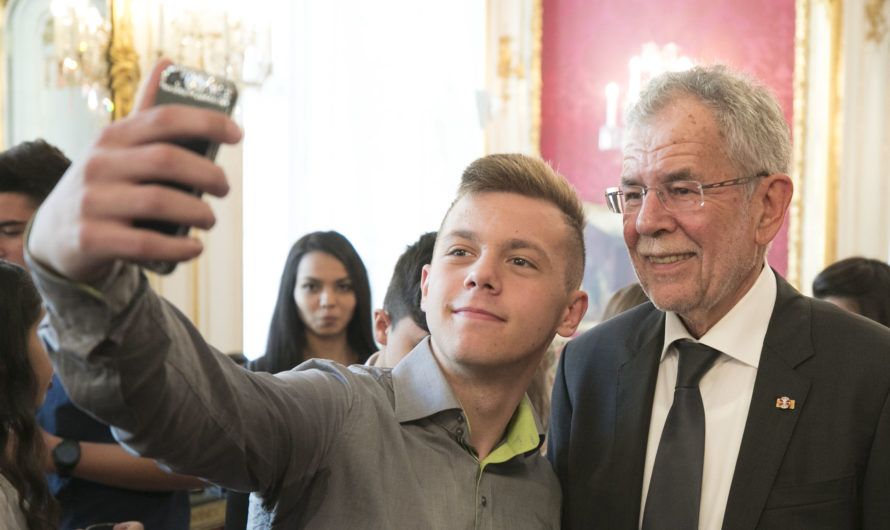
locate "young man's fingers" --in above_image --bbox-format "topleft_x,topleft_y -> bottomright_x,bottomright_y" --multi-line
81,183 -> 218,231
95,105 -> 241,152
82,144 -> 230,198
78,218 -> 205,265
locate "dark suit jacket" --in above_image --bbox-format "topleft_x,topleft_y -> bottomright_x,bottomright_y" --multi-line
548,274 -> 890,529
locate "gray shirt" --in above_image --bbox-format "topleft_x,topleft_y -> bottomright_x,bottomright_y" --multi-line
30,261 -> 560,529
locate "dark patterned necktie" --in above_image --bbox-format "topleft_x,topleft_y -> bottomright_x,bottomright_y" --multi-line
642,339 -> 721,530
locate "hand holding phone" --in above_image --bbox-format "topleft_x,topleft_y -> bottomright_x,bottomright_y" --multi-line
26,60 -> 242,285
134,65 -> 239,274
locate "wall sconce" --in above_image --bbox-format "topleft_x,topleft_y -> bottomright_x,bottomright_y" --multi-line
599,41 -> 694,151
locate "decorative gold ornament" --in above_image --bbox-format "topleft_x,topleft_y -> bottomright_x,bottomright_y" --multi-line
497,35 -> 526,104
109,0 -> 141,120
865,0 -> 888,43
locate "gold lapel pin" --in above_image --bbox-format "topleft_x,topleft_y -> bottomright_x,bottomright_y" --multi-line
776,396 -> 795,410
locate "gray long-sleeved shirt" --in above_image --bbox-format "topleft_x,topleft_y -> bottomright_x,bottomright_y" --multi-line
29,260 -> 560,529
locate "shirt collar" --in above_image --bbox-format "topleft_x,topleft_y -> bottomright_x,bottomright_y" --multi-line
392,337 -> 463,423
662,262 -> 776,368
391,337 -> 546,448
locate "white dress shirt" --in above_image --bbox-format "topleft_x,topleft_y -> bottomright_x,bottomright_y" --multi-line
639,263 -> 777,530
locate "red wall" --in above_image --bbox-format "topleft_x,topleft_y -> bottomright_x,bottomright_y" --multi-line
541,0 -> 795,275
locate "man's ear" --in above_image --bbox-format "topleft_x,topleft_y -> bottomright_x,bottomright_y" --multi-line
420,264 -> 431,313
755,173 -> 793,245
556,290 -> 589,338
373,309 -> 391,345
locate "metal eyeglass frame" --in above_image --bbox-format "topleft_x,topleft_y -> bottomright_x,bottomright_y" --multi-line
604,172 -> 770,214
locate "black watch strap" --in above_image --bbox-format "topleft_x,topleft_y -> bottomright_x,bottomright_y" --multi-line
52,439 -> 81,478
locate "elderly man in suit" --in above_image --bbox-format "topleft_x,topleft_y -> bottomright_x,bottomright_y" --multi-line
548,64 -> 890,530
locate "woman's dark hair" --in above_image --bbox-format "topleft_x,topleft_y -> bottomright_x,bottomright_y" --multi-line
251,231 -> 375,372
812,257 -> 890,327
0,262 -> 59,529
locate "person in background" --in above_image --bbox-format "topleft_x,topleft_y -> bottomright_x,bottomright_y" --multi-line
812,256 -> 890,327
549,65 -> 890,529
0,139 -> 203,530
250,230 -> 376,372
0,140 -> 69,268
227,230 -> 376,528
367,231 -> 436,368
0,261 -> 59,529
537,283 -> 650,437
600,282 -> 649,322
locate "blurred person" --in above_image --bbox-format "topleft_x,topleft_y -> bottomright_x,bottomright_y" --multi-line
600,282 -> 649,321
0,140 -> 69,267
367,231 -> 436,368
250,230 -> 375,372
26,61 -> 587,526
0,261 -> 58,529
0,139 -> 203,530
549,65 -> 890,529
812,256 -> 890,327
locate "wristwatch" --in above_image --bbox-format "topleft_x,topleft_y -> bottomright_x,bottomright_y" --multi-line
51,439 -> 81,478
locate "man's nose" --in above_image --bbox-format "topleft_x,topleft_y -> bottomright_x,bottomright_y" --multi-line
635,189 -> 676,236
463,254 -> 501,293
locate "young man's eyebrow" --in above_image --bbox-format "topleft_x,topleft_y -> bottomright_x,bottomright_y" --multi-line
504,238 -> 547,256
440,229 -> 477,243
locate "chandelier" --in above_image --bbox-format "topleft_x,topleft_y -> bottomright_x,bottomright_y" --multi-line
49,0 -> 113,114
48,0 -> 271,120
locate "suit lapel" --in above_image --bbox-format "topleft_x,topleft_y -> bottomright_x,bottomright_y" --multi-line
609,308 -> 664,528
722,274 -> 814,530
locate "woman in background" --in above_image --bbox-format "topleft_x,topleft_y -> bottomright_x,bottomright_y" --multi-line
251,230 -> 376,371
0,262 -> 58,529
812,256 -> 890,327
227,231 -> 375,529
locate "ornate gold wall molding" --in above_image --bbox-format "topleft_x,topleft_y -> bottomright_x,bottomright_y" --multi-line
825,0 -> 843,267
789,0 -> 810,289
530,0 -> 542,157
109,0 -> 141,120
866,0 -> 888,42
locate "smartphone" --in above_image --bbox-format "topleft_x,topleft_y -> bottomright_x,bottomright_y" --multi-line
134,64 -> 238,274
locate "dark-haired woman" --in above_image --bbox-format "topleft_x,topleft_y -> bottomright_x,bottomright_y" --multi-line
0,262 -> 58,529
226,231 -> 376,529
251,230 -> 376,371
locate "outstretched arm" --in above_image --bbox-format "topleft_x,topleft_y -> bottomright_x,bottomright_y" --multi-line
26,60 -> 352,495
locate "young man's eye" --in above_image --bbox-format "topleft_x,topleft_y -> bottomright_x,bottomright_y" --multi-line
448,248 -> 469,257
511,257 -> 534,268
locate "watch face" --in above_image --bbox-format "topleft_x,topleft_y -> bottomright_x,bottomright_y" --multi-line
55,440 -> 80,464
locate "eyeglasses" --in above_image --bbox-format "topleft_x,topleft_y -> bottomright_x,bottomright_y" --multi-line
604,172 -> 769,214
